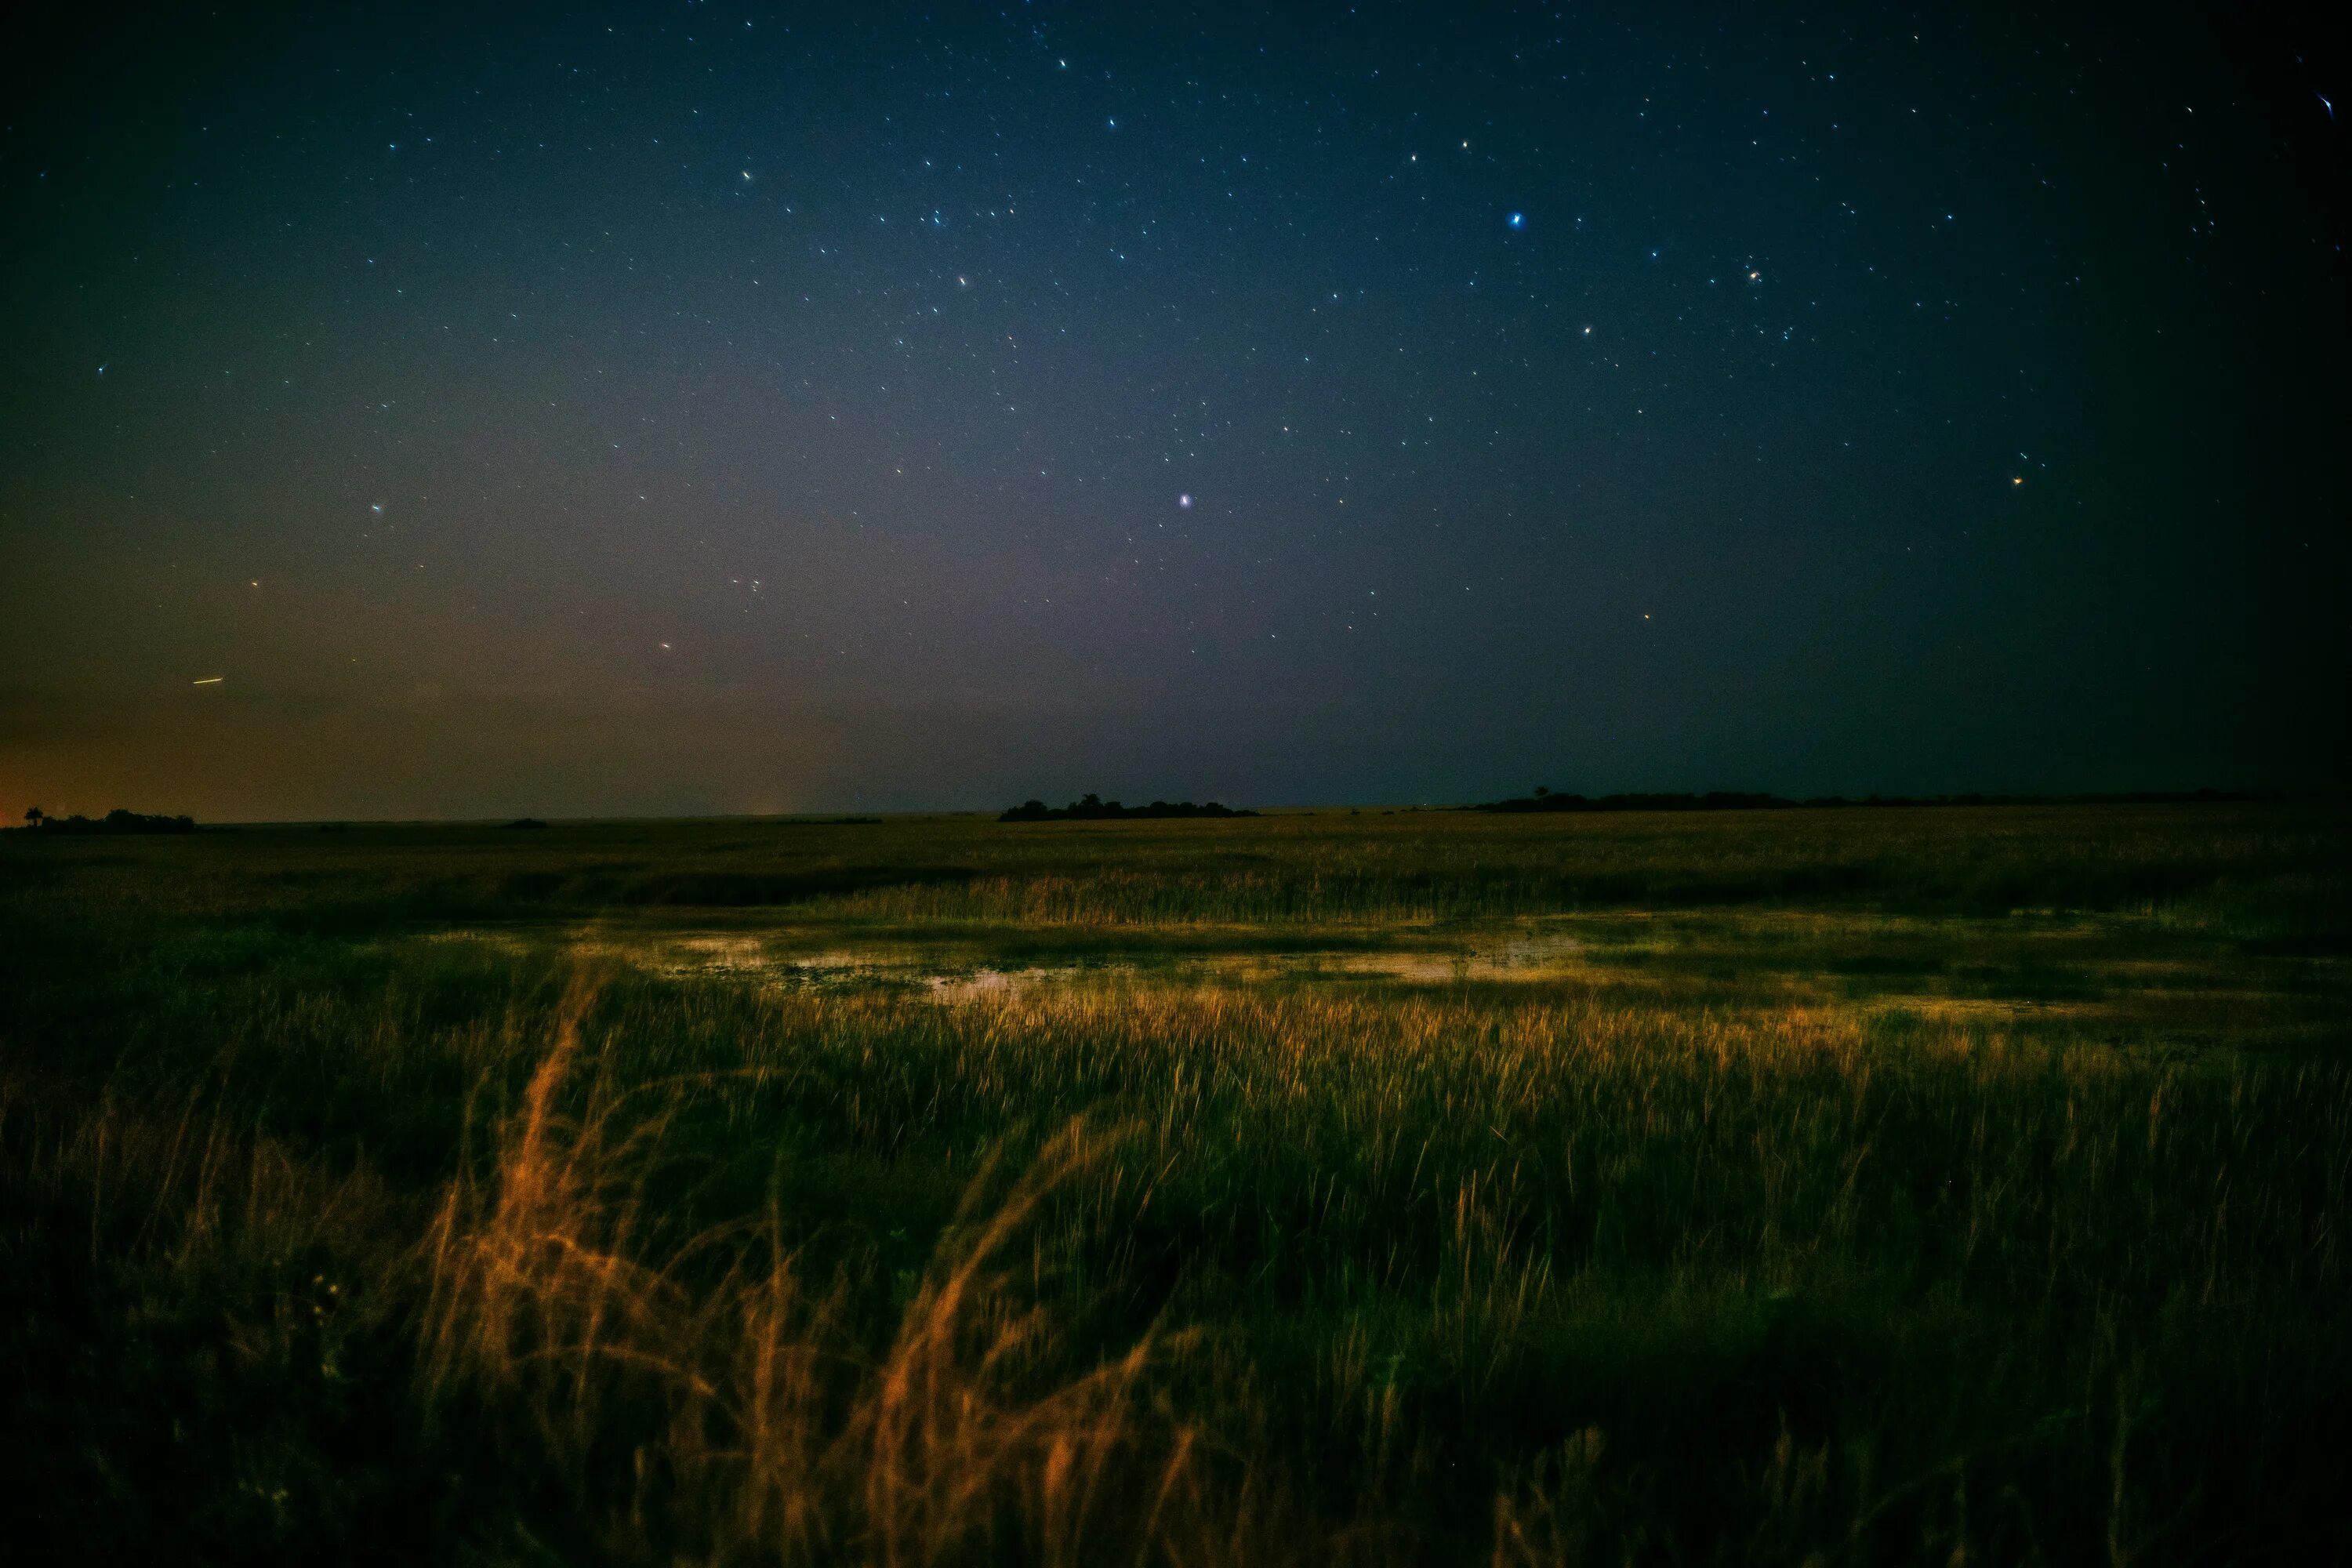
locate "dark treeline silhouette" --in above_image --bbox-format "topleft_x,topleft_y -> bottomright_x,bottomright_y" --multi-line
1473,787 -> 2253,815
1001,793 -> 1256,822
1478,790 -> 1791,815
19,808 -> 199,835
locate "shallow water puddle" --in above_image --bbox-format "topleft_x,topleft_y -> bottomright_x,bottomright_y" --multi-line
563,925 -> 1588,996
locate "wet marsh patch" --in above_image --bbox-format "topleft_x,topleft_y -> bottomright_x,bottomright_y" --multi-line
403,902 -> 2350,1063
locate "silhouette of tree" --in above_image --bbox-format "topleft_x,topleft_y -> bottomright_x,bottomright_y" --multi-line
23,806 -> 43,829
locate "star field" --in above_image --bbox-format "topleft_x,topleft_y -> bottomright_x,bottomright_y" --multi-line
2,1 -> 2345,818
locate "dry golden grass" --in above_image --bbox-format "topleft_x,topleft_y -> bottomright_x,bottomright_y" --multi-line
414,977 -> 1236,1566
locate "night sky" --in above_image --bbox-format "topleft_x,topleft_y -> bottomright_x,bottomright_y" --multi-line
5,3 -> 2346,820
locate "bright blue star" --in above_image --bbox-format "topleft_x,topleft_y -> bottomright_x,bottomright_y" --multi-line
1506,212 -> 1525,230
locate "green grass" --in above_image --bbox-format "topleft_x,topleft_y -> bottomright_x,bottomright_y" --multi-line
2,803 -> 2347,1563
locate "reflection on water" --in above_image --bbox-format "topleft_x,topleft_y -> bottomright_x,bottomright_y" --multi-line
1339,934 -> 1587,982
924,968 -> 1069,1004
676,935 -> 770,971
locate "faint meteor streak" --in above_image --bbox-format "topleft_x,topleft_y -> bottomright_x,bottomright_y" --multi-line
193,676 -> 225,685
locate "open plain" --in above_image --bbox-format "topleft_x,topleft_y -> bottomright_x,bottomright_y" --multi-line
3,801 -> 2348,1563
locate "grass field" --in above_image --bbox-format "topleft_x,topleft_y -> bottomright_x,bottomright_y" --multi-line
3,802 -> 2348,1564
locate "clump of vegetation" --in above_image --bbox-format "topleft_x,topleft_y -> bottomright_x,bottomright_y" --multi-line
1001,793 -> 1256,821
1474,786 -> 2255,814
16,805 -> 198,834
1,802 -> 2346,1562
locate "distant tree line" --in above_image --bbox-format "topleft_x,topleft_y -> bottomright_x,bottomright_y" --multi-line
18,807 -> 199,835
1000,793 -> 1256,822
1473,787 -> 2252,815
